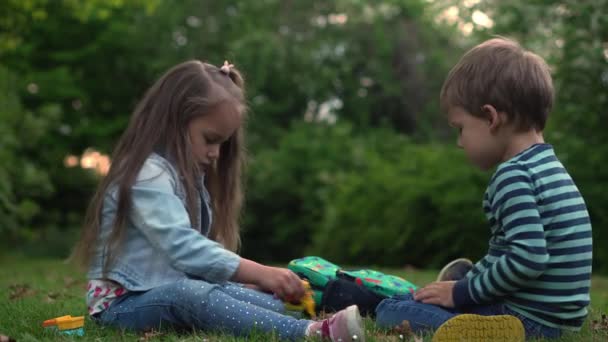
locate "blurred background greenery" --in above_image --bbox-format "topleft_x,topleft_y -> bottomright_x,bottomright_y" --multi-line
1,0 -> 606,273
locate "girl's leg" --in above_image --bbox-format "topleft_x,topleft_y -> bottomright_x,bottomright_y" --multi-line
218,283 -> 284,313
375,293 -> 457,333
218,284 -> 367,341
96,279 -> 311,341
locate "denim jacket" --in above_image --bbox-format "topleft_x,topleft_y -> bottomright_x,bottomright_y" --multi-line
87,153 -> 241,292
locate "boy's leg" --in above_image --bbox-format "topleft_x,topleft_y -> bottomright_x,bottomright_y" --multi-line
432,303 -> 526,341
375,293 -> 457,333
461,301 -> 561,339
432,314 -> 525,342
504,308 -> 562,339
95,278 -> 311,341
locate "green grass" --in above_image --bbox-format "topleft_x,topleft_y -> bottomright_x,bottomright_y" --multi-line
1,255 -> 606,341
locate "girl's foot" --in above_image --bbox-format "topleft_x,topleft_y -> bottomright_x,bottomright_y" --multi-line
306,305 -> 365,341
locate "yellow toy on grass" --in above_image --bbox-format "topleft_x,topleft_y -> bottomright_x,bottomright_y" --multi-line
283,280 -> 316,318
42,315 -> 85,336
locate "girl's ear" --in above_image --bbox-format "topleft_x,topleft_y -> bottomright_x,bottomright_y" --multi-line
481,104 -> 504,133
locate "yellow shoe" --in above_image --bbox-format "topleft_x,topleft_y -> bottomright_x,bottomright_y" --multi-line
432,314 -> 525,342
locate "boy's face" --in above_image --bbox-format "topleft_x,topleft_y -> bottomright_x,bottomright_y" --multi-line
447,106 -> 505,171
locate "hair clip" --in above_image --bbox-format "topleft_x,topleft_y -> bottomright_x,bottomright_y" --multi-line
220,60 -> 234,74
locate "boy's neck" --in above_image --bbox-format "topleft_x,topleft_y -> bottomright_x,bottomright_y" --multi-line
501,129 -> 545,162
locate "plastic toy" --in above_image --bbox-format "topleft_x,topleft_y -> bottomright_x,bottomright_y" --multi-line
42,315 -> 85,336
284,280 -> 316,318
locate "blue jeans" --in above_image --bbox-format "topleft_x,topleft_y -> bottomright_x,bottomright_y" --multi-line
375,294 -> 561,339
506,309 -> 562,339
93,279 -> 312,341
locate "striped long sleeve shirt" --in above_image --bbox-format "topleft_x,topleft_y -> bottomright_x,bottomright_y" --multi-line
453,144 -> 592,331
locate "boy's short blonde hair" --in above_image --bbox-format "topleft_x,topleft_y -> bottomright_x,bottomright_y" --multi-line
440,37 -> 554,131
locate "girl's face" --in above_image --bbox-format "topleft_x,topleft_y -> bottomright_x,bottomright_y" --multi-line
188,102 -> 242,172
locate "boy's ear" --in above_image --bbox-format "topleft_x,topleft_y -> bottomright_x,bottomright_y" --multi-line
481,104 -> 504,133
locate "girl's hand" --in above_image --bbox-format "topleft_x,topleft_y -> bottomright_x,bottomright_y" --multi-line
232,259 -> 305,301
258,266 -> 305,302
414,281 -> 456,308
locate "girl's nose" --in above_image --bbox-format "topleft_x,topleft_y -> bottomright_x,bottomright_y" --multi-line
208,145 -> 220,160
456,137 -> 463,149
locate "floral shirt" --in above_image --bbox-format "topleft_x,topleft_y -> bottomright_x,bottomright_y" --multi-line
86,279 -> 127,315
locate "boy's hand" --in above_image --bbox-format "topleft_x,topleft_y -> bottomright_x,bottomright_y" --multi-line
414,281 -> 456,308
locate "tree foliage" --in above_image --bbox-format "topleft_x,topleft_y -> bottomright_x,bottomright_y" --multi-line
1,0 -> 607,272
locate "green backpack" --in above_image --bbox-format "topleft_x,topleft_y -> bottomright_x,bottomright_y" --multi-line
287,256 -> 417,306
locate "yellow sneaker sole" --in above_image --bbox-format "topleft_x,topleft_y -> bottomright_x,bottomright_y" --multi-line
432,314 -> 525,342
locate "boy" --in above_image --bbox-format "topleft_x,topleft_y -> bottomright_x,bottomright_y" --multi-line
375,37 -> 592,340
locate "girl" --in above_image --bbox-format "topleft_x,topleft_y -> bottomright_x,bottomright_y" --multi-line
72,60 -> 364,341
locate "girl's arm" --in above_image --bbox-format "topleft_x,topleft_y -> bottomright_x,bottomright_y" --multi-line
128,158 -> 305,300
232,258 -> 305,301
128,158 -> 242,283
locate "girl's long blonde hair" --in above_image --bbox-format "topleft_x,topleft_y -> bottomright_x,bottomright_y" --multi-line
71,60 -> 247,271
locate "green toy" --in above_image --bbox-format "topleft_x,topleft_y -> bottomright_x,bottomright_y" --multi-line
288,256 -> 417,306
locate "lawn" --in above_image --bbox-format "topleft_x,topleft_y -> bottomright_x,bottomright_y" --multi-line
1,254 -> 606,341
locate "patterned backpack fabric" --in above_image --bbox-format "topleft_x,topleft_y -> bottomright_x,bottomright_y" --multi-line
287,256 -> 417,308
287,256 -> 339,305
338,268 -> 417,298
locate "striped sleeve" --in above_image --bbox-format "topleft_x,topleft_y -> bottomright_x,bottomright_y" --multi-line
454,165 -> 549,307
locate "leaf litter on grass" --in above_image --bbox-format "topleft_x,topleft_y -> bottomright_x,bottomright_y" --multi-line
8,284 -> 37,300
591,313 -> 608,335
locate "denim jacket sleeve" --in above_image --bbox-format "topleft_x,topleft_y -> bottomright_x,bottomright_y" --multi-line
128,157 -> 241,283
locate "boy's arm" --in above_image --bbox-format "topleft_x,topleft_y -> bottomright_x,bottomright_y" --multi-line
453,165 -> 549,307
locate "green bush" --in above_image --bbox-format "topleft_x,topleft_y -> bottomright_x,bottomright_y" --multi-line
243,121 -> 361,260
0,66 -> 58,243
309,140 -> 489,268
243,121 -> 490,268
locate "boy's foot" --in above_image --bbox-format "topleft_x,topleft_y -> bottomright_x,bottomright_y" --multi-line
307,304 -> 365,341
432,314 -> 525,342
436,258 -> 473,281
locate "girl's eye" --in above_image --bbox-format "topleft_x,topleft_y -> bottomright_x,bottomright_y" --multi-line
204,135 -> 218,144
205,136 -> 224,145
